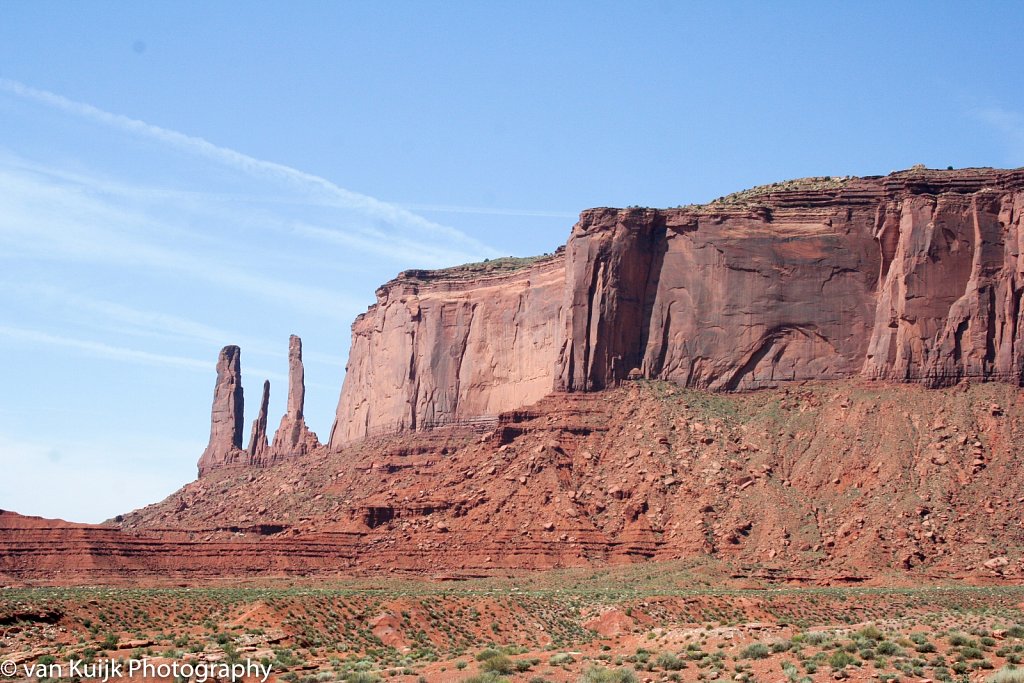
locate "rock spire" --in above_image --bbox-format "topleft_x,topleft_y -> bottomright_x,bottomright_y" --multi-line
197,345 -> 245,477
247,380 -> 270,463
268,335 -> 319,463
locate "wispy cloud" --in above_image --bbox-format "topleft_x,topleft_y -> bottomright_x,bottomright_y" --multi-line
0,282 -> 347,375
0,324 -> 211,371
0,164 -> 356,318
4,281 -> 243,345
0,77 -> 497,264
0,324 -> 289,383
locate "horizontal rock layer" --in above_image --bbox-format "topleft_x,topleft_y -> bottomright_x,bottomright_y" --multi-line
334,168 -> 1024,442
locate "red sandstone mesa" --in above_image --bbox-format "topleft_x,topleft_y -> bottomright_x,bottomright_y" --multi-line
3,167 -> 1024,586
333,167 -> 1024,443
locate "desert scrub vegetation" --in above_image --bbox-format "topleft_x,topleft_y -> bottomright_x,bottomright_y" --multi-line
460,674 -> 511,683
989,667 -> 1024,683
579,666 -> 638,683
4,585 -> 1024,683
740,643 -> 771,660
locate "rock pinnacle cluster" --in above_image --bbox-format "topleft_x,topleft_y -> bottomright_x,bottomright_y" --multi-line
197,335 -> 317,476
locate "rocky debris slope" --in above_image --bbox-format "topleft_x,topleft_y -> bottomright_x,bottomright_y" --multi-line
333,167 -> 1024,443
4,380 -> 1017,585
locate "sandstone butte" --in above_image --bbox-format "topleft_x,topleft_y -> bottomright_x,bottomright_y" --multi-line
3,165 -> 1024,586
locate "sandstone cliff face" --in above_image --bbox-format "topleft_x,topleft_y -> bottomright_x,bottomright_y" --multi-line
555,205 -> 877,391
863,188 -> 1024,386
197,346 -> 246,476
329,255 -> 565,446
555,168 -> 1024,392
555,205 -> 884,391
332,168 -> 1024,444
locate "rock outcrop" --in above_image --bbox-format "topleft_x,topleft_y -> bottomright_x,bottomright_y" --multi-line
332,167 -> 1024,443
266,335 -> 319,464
196,346 -> 246,477
247,380 -> 270,463
329,254 -> 565,446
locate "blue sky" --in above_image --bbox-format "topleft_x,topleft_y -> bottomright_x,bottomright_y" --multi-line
1,2 -> 1022,523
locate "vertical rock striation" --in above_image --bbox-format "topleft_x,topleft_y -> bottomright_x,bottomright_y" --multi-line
862,189 -> 1024,386
328,255 -> 565,447
197,346 -> 245,477
266,335 -> 319,464
554,204 -> 881,391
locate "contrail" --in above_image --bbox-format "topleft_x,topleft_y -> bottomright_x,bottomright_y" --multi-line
0,77 -> 495,255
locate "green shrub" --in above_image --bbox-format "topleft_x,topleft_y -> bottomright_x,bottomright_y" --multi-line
461,674 -> 509,683
858,626 -> 883,641
741,644 -> 770,660
549,653 -> 576,666
829,651 -> 856,669
476,649 -> 502,662
344,674 -> 381,683
480,655 -> 514,675
656,652 -> 685,671
987,666 -> 1024,683
579,667 -> 638,683
803,632 -> 830,646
